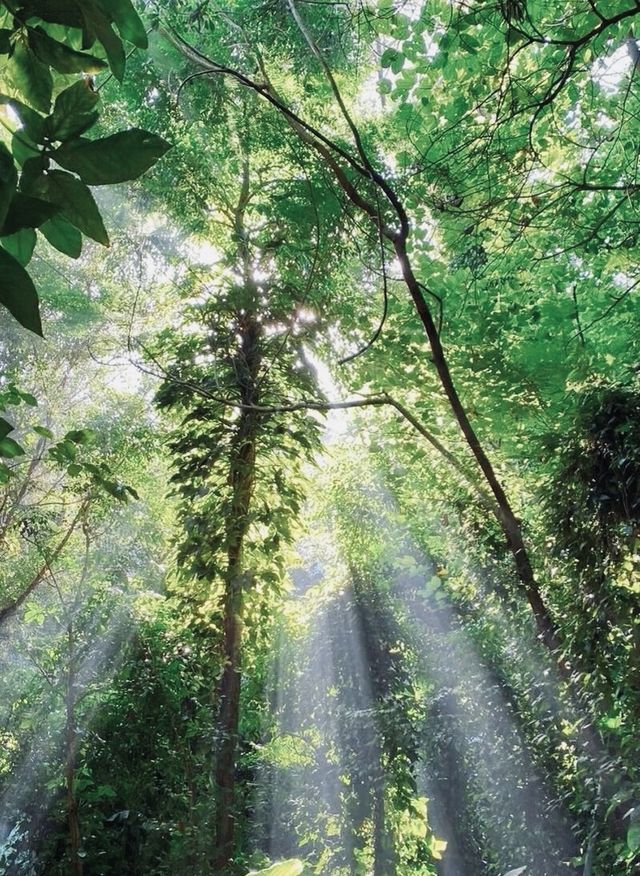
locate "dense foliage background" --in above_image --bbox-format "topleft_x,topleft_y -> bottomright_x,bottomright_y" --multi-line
1,1 -> 640,874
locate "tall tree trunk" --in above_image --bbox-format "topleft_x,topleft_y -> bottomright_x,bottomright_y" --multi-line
214,314 -> 261,872
372,778 -> 395,876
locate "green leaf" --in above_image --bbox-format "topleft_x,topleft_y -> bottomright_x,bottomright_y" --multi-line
93,16 -> 127,82
391,52 -> 405,74
104,0 -> 148,49
28,170 -> 109,245
0,435 -> 25,458
11,130 -> 40,166
21,1 -> 85,29
65,428 -> 94,444
0,417 -> 13,440
0,143 -> 18,230
1,228 -> 37,265
54,129 -> 171,185
0,29 -> 12,55
1,193 -> 59,235
19,391 -> 37,406
28,27 -> 107,74
2,97 -> 46,143
628,822 -> 640,853
83,8 -> 126,81
101,479 -> 127,501
47,79 -> 100,142
10,41 -> 53,113
40,214 -> 82,258
0,246 -> 42,335
381,47 -> 400,68
33,425 -> 54,438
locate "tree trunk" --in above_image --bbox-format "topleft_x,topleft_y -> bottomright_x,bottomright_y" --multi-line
214,315 -> 261,872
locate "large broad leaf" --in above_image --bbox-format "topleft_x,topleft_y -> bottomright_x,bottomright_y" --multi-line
10,42 -> 53,113
104,0 -> 148,48
47,79 -> 100,142
0,417 -> 12,440
0,247 -> 42,335
28,27 -> 107,74
29,170 -> 108,245
1,228 -> 36,265
40,214 -> 82,258
248,862 -> 304,876
54,129 -> 171,185
0,436 -> 25,458
1,97 -> 46,143
91,10 -> 127,82
0,143 -> 18,230
20,0 -> 85,29
1,194 -> 59,235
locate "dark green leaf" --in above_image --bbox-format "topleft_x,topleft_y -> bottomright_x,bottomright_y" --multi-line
28,26 -> 107,75
0,143 -> 17,230
11,130 -> 40,166
84,8 -> 126,80
19,1 -> 85,29
1,228 -> 36,265
10,41 -> 53,113
1,193 -> 59,235
47,79 -> 100,142
19,155 -> 48,189
54,129 -> 171,185
0,29 -> 12,55
19,391 -> 37,406
105,0 -> 148,48
0,245 -> 42,334
65,428 -> 94,444
381,48 -> 400,68
40,214 -> 82,258
0,435 -> 25,458
28,169 -> 109,245
0,417 -> 13,440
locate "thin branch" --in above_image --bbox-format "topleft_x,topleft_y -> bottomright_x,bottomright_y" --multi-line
339,191 -> 390,364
